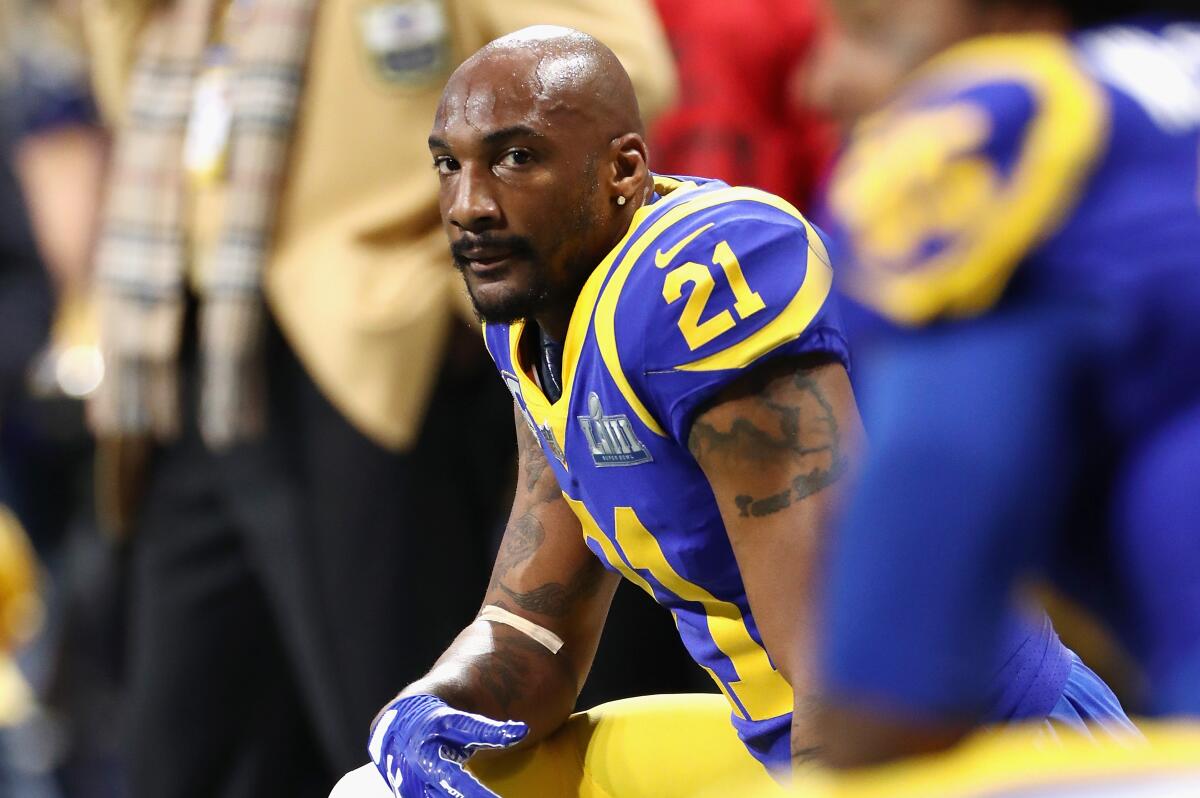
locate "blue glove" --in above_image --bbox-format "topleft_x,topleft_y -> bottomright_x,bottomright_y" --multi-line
369,694 -> 528,798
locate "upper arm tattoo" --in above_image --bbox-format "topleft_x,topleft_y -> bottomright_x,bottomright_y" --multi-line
485,405 -> 607,618
488,416 -> 559,590
516,409 -> 559,503
687,359 -> 849,519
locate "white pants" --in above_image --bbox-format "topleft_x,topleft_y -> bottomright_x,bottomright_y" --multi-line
330,764 -> 389,798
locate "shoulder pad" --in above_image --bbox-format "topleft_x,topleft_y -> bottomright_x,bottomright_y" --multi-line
593,187 -> 847,442
829,34 -> 1109,325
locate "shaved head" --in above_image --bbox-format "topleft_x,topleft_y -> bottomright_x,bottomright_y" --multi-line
429,27 -> 653,334
446,25 -> 644,136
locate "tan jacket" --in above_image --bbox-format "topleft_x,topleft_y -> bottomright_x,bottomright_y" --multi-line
83,0 -> 676,450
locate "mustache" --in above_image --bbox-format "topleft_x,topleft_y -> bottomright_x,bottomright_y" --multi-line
451,233 -> 536,266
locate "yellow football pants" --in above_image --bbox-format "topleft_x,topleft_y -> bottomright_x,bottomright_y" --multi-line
331,693 -> 787,797
718,722 -> 1200,798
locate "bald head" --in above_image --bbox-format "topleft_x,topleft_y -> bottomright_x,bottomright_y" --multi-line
428,27 -> 654,336
437,26 -> 644,140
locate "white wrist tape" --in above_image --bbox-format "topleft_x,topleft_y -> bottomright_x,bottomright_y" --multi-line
477,605 -> 564,654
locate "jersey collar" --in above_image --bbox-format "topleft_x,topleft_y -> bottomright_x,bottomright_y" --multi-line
507,177 -> 689,455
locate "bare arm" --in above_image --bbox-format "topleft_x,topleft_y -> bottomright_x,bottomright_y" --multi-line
687,354 -> 863,769
398,404 -> 620,744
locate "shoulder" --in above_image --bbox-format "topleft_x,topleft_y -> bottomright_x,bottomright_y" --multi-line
601,181 -> 835,373
592,179 -> 845,439
828,33 -> 1110,326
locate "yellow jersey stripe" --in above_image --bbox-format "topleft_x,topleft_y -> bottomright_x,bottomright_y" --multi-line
613,507 -> 793,721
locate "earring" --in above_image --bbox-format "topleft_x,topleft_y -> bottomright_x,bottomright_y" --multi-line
616,196 -> 627,206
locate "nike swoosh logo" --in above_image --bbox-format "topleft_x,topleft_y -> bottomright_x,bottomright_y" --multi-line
654,223 -> 715,269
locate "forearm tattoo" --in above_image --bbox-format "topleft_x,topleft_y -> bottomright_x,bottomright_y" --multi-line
497,558 -> 606,618
688,362 -> 848,518
488,512 -> 546,594
466,618 -> 573,714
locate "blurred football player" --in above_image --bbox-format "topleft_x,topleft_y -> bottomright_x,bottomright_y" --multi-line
338,25 -> 1135,798
820,0 -> 1200,768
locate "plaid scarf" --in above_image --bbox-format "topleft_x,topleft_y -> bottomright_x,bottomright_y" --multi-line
92,0 -> 317,448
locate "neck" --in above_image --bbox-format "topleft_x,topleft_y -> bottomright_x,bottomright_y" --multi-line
535,308 -> 572,343
535,179 -> 652,340
535,256 -> 597,340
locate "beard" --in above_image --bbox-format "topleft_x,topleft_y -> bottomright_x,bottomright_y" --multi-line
460,270 -> 555,325
452,228 -> 593,326
451,234 -> 552,324
451,175 -> 598,325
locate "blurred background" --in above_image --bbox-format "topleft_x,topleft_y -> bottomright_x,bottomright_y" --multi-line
0,1 -> 1139,796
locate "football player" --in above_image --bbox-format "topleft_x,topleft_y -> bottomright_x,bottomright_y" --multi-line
345,25 -> 1135,797
820,0 -> 1200,768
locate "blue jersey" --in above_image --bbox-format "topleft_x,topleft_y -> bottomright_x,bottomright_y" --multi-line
484,175 -> 1092,769
486,176 -> 848,766
825,23 -> 1200,716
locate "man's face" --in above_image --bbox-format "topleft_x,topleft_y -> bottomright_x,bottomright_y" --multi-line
429,57 -> 611,325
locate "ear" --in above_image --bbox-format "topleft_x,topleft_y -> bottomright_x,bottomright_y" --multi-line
607,133 -> 650,204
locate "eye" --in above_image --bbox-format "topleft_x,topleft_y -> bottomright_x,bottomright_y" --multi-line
497,149 -> 533,168
432,155 -> 459,175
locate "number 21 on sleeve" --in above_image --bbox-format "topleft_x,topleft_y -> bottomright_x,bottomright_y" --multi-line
661,240 -> 766,351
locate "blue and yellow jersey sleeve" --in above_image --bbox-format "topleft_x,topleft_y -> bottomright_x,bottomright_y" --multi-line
827,34 -> 1109,326
595,189 -> 850,445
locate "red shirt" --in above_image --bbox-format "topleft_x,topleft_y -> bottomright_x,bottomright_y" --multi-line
649,0 -> 838,212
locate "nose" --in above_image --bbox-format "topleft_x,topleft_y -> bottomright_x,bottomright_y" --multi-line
446,164 -> 502,233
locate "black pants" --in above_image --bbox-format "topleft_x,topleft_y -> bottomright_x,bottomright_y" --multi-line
125,319 -> 515,798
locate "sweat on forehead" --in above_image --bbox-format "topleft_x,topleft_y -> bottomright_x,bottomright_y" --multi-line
436,26 -> 642,134
495,28 -> 603,87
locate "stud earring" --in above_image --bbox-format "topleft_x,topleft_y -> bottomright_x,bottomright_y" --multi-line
616,195 -> 627,206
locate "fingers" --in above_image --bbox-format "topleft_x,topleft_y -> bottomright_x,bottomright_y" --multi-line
425,752 -> 502,798
370,709 -> 400,764
433,710 -> 528,752
368,701 -> 524,798
380,753 -> 405,797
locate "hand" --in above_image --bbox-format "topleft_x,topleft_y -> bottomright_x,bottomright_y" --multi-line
369,694 -> 527,798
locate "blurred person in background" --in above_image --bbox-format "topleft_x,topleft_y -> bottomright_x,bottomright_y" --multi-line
0,5 -> 59,792
0,18 -> 54,420
648,0 -> 839,214
0,3 -> 118,796
8,0 -> 106,308
791,17 -> 904,141
817,0 -> 1200,768
80,1 -> 675,796
790,0 -> 1146,710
